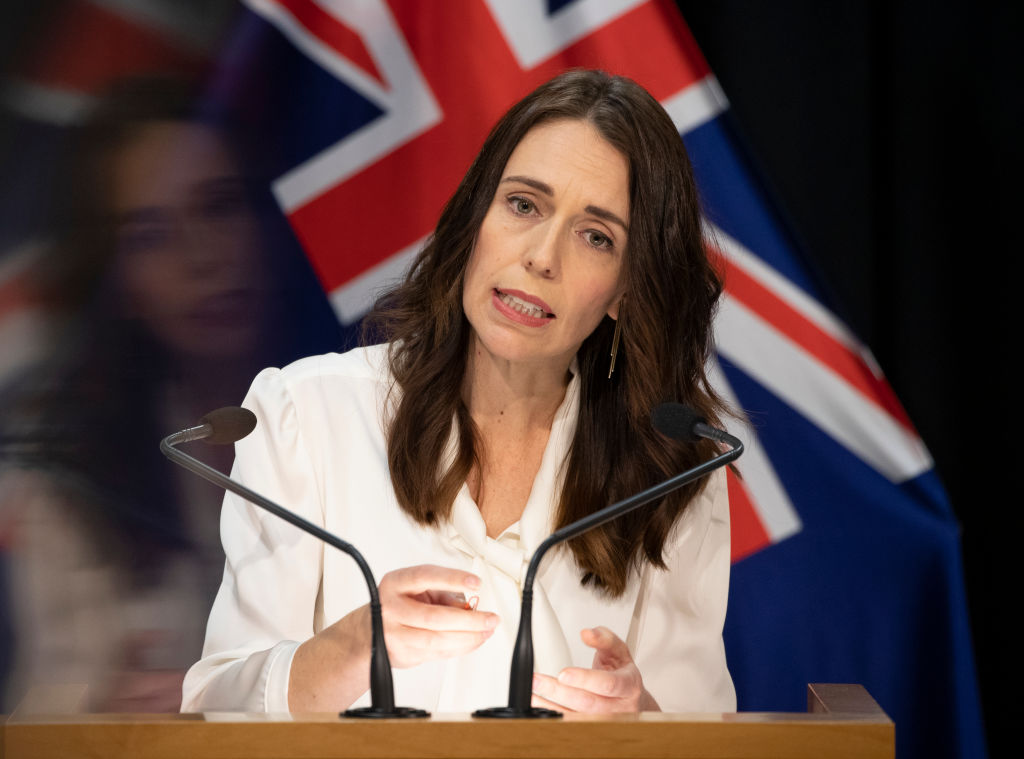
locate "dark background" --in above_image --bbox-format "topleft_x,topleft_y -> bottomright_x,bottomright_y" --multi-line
674,0 -> 1020,750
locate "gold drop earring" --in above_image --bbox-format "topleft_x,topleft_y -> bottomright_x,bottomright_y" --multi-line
608,310 -> 623,379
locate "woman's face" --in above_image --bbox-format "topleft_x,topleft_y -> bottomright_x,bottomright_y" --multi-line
110,121 -> 265,360
462,118 -> 629,370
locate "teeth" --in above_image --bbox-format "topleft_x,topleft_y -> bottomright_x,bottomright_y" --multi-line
498,291 -> 546,318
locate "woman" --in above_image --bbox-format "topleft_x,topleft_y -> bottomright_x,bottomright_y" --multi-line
183,70 -> 735,714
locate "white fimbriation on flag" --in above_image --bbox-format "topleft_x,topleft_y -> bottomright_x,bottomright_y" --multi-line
245,0 -> 442,213
711,225 -> 933,482
329,235 -> 425,324
707,357 -> 802,544
662,75 -> 729,135
484,0 -> 646,67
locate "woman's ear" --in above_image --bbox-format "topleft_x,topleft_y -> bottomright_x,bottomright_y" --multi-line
607,293 -> 625,321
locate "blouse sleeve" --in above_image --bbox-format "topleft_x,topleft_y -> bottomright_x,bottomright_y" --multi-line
181,367 -> 325,712
630,467 -> 736,712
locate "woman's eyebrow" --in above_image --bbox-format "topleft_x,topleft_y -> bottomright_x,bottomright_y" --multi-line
501,175 -> 553,195
500,175 -> 628,232
584,204 -> 628,232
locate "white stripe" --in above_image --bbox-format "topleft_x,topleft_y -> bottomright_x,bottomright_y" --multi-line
710,224 -> 915,459
247,0 -> 442,212
710,224 -> 869,359
662,75 -> 729,136
707,358 -> 802,544
271,104 -> 435,213
328,236 -> 425,324
485,0 -> 646,69
244,0 -> 391,110
714,294 -> 933,482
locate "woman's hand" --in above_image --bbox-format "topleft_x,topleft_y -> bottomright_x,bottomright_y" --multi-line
289,564 -> 498,711
531,626 -> 660,713
377,564 -> 499,668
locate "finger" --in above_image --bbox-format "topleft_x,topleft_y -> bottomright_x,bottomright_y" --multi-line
382,565 -> 481,596
556,666 -> 634,699
581,626 -> 633,669
413,591 -> 480,611
394,626 -> 495,660
531,692 -> 573,713
390,594 -> 499,632
532,672 -> 611,713
417,590 -> 468,607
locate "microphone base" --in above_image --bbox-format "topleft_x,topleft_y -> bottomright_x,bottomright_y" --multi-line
471,706 -> 562,719
342,706 -> 430,719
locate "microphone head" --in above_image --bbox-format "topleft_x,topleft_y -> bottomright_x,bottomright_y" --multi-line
199,406 -> 257,445
651,402 -> 704,443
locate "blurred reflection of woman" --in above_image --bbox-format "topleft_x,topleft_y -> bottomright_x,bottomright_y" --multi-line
0,77 -> 279,712
185,70 -> 735,715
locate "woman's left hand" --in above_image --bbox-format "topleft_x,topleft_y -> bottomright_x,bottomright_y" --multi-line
531,626 -> 660,713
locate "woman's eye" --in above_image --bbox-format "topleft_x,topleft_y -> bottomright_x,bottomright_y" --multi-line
509,196 -> 535,215
585,230 -> 613,250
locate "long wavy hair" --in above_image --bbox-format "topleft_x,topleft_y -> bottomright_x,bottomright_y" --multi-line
363,70 -> 727,596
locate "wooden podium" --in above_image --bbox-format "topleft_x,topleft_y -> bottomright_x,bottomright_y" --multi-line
1,684 -> 893,759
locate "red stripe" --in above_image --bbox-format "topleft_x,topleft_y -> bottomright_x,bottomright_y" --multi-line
292,0 -> 705,293
719,253 -> 916,432
727,469 -> 772,563
16,0 -> 202,94
273,0 -> 385,87
290,0 -> 525,288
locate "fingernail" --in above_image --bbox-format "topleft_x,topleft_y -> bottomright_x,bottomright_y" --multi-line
484,613 -> 499,629
465,575 -> 481,589
558,670 -> 575,685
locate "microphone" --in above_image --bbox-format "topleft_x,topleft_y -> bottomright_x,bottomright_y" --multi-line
160,407 -> 428,719
472,402 -> 743,719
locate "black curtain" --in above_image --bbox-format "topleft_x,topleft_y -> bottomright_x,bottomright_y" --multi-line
676,0 -> 1021,749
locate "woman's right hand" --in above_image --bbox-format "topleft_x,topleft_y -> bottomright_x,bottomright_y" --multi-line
378,565 -> 499,668
288,564 -> 498,711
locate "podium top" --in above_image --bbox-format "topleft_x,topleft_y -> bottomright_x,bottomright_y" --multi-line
3,684 -> 893,759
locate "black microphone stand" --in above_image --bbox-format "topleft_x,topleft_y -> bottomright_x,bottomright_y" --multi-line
161,419 -> 428,718
473,410 -> 743,718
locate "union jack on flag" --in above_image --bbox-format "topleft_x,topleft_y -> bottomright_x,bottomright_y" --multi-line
218,2 -> 983,756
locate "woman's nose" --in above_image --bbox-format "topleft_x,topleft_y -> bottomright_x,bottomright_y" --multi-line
522,225 -> 561,278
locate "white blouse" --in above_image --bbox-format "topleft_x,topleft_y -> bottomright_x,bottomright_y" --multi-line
181,345 -> 735,714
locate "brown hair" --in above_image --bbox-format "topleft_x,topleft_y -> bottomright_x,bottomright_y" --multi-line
364,69 -> 726,596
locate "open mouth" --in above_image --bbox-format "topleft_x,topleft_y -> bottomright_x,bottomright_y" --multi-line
494,288 -> 554,319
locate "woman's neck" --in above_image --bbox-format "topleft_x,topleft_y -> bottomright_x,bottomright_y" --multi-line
462,335 -> 573,534
462,336 -> 571,430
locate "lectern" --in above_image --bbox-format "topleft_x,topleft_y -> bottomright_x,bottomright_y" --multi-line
1,683 -> 893,759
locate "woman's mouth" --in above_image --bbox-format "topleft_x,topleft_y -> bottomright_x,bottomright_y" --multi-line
494,288 -> 554,318
492,288 -> 555,326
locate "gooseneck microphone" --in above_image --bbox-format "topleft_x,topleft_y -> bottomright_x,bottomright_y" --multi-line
161,407 -> 428,719
472,402 -> 744,719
